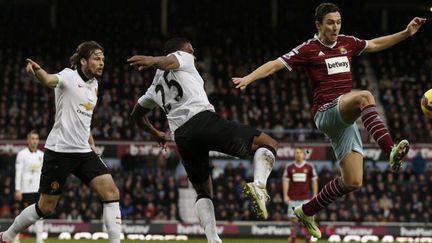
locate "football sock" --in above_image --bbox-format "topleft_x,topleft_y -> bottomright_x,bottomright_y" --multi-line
103,201 -> 121,243
361,105 -> 393,154
302,177 -> 349,216
34,220 -> 44,242
195,197 -> 222,243
3,204 -> 43,242
290,220 -> 298,243
305,231 -> 312,243
253,146 -> 276,188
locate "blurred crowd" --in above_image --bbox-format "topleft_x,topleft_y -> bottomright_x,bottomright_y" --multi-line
1,1 -> 430,143
1,155 -> 430,223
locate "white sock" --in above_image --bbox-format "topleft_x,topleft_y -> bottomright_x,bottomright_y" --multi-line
103,202 -> 121,243
195,198 -> 222,243
253,147 -> 275,188
35,220 -> 44,242
3,204 -> 42,242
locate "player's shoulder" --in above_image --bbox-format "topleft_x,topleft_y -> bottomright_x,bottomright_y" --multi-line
58,68 -> 76,75
338,34 -> 363,43
304,161 -> 316,169
17,148 -> 27,156
36,149 -> 44,155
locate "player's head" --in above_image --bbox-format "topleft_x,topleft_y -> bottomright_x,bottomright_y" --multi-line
27,130 -> 39,150
69,41 -> 105,78
294,147 -> 306,163
164,37 -> 194,56
315,2 -> 341,45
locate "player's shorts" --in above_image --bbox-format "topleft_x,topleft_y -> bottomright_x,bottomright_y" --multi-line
21,193 -> 40,208
314,96 -> 363,164
39,149 -> 110,195
174,110 -> 261,184
287,199 -> 308,218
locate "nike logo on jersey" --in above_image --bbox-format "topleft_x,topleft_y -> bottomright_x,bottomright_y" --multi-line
318,51 -> 325,56
325,56 -> 350,75
78,84 -> 84,88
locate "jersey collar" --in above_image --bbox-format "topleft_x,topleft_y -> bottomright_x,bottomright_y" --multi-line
314,33 -> 337,49
294,161 -> 306,167
77,68 -> 93,83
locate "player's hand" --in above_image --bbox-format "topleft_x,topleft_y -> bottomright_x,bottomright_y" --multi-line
284,195 -> 290,205
232,77 -> 250,90
153,130 -> 168,149
405,17 -> 426,36
15,191 -> 23,202
127,55 -> 156,71
26,58 -> 41,76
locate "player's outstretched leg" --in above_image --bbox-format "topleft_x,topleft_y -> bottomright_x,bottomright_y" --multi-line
244,133 -> 278,220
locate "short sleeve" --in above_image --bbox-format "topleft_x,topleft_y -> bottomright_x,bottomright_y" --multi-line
54,68 -> 73,89
347,36 -> 368,56
309,163 -> 318,180
170,51 -> 195,71
278,42 -> 310,70
138,85 -> 158,110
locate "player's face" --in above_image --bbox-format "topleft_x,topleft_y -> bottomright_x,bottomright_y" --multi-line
27,134 -> 39,150
316,11 -> 341,45
180,43 -> 196,60
294,148 -> 305,163
81,49 -> 105,78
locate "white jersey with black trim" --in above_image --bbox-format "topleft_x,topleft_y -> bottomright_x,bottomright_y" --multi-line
138,51 -> 215,135
15,148 -> 44,193
45,68 -> 98,153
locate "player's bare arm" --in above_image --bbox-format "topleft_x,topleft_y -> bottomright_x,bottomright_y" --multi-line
232,59 -> 285,90
312,178 -> 318,197
130,103 -> 167,146
282,180 -> 290,205
127,55 -> 180,71
88,134 -> 97,153
25,58 -> 59,88
364,17 -> 426,53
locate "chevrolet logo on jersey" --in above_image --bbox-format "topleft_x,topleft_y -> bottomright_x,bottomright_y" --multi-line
79,102 -> 94,111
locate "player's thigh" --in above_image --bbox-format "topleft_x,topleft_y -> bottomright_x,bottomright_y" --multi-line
204,113 -> 261,159
74,152 -> 117,200
339,90 -> 375,124
191,176 -> 213,198
340,151 -> 364,189
39,149 -> 77,195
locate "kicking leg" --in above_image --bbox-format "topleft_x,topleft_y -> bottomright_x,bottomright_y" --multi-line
339,90 -> 409,172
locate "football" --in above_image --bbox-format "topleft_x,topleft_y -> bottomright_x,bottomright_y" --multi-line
421,89 -> 432,118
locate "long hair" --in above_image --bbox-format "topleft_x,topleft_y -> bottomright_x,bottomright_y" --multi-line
69,41 -> 104,69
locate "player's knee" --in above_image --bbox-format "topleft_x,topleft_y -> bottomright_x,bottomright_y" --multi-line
37,201 -> 57,215
344,177 -> 363,191
357,91 -> 375,108
102,186 -> 120,201
196,193 -> 212,201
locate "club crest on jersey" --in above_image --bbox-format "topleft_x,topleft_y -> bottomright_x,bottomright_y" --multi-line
80,102 -> 95,111
339,47 -> 347,54
325,56 -> 350,75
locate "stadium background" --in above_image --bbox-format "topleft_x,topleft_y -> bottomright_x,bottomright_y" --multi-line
0,0 -> 431,241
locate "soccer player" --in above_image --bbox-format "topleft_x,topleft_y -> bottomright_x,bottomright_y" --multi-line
14,130 -> 44,243
129,37 -> 278,243
283,147 -> 318,243
1,41 -> 122,243
232,3 -> 426,238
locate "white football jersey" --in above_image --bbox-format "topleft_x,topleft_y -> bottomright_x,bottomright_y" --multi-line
15,148 -> 44,193
138,51 -> 215,134
45,68 -> 98,153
